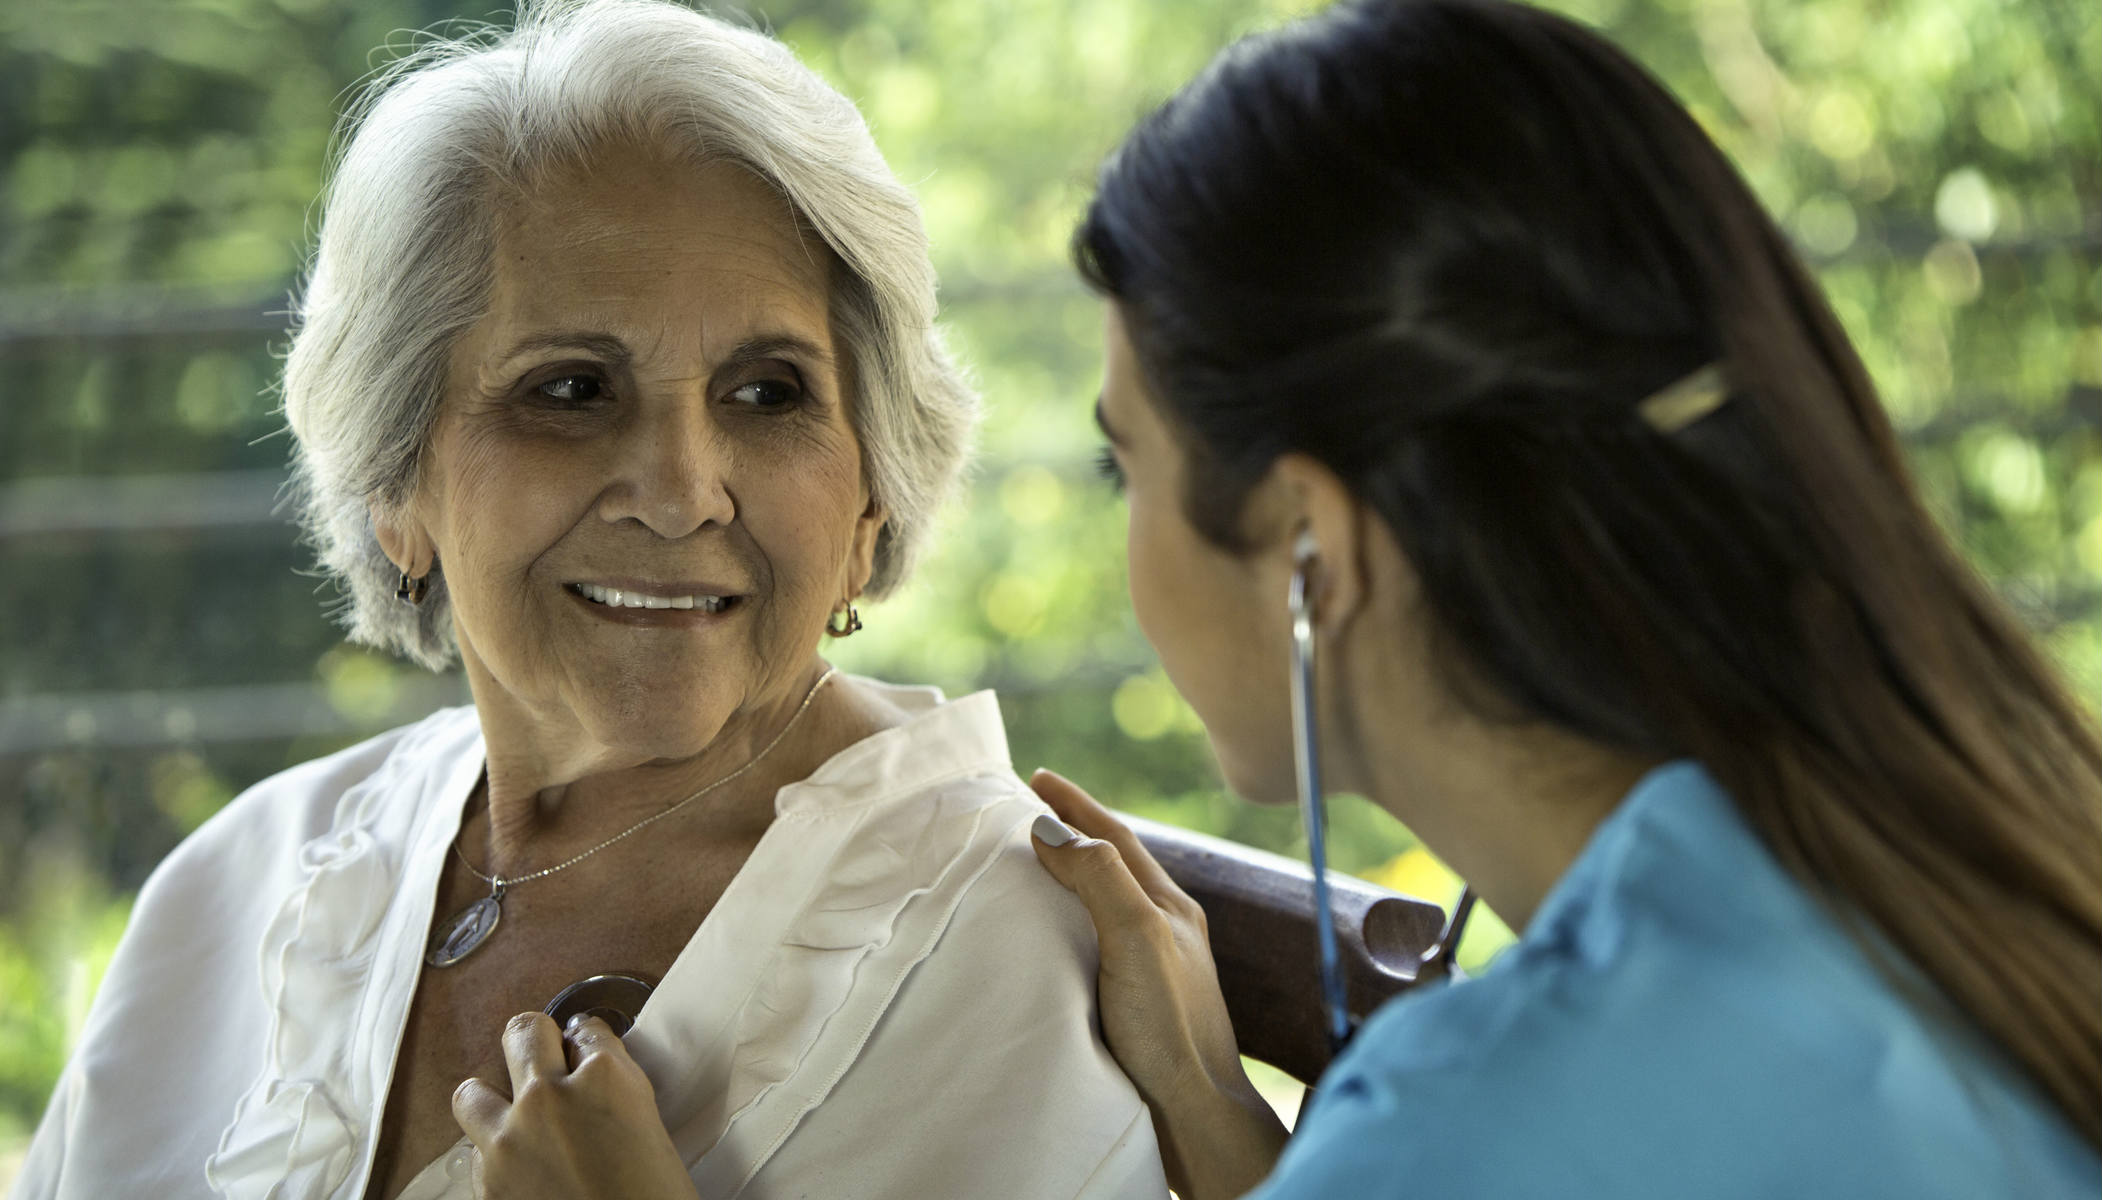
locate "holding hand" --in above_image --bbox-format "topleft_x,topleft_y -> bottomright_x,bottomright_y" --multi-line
451,1013 -> 700,1200
1029,769 -> 1288,1200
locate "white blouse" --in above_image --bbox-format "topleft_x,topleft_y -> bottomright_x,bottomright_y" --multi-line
15,680 -> 1167,1200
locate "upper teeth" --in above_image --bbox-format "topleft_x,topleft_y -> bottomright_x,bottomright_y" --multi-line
577,583 -> 729,612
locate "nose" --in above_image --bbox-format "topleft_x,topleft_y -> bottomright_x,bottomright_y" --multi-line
595,398 -> 736,538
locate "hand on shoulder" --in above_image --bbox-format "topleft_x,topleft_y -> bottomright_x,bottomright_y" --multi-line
1028,769 -> 1288,1200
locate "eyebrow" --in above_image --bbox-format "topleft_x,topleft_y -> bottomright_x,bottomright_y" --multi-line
723,333 -> 835,372
1094,396 -> 1124,446
494,331 -> 632,367
491,330 -> 836,372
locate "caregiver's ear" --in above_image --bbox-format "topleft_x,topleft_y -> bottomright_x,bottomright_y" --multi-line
1267,454 -> 1374,634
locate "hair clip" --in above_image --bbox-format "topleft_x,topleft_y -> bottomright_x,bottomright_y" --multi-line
1637,363 -> 1730,434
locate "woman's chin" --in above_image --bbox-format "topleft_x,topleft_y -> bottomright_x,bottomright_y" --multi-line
1209,741 -> 1299,807
577,716 -> 733,771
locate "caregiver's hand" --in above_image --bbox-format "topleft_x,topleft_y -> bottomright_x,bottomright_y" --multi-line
452,1013 -> 700,1200
1029,768 -> 1289,1200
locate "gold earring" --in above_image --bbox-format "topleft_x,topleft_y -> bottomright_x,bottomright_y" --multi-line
396,570 -> 429,606
825,602 -> 862,638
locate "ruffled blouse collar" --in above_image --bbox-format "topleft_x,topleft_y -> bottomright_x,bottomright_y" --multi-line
205,678 -> 1019,1200
205,705 -> 486,1198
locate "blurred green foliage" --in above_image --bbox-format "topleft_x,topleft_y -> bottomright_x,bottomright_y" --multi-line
1,0 -> 2097,1165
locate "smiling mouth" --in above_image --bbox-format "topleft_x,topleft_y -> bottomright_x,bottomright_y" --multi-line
568,583 -> 741,613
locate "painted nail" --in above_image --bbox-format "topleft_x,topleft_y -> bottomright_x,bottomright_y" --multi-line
1032,813 -> 1078,847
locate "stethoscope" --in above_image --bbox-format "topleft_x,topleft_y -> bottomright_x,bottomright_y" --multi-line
543,972 -> 656,1036
1292,533 -> 1478,1055
547,878 -> 1476,1063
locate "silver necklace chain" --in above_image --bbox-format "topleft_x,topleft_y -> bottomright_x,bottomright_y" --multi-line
453,666 -> 838,894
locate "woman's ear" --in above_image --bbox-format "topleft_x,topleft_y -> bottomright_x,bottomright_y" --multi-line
370,502 -> 436,579
1270,455 -> 1371,636
844,494 -> 889,600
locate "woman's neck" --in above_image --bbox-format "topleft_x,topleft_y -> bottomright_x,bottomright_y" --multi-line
462,660 -> 868,874
1329,636 -> 1658,933
1375,729 -> 1654,932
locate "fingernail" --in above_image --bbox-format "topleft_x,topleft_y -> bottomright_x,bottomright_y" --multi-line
1032,813 -> 1078,847
565,1013 -> 589,1035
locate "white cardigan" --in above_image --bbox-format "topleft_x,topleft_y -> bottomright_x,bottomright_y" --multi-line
15,681 -> 1167,1200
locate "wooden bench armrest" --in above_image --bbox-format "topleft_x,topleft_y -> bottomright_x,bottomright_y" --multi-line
1125,812 -> 1451,1084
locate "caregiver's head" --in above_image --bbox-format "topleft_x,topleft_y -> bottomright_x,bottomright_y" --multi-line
283,0 -> 973,771
1080,0 -> 2100,1147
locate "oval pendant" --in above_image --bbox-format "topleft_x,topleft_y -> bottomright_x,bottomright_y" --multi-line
427,895 -> 501,967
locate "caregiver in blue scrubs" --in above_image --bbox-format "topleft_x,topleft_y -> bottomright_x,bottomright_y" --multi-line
1027,0 -> 2102,1195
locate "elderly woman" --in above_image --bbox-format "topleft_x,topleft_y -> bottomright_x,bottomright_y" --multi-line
14,3 -> 1165,1198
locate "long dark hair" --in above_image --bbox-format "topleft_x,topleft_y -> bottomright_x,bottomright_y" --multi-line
1076,0 -> 2102,1150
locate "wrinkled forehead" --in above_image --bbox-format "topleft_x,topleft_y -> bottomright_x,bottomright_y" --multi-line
493,140 -> 836,294
457,142 -> 844,373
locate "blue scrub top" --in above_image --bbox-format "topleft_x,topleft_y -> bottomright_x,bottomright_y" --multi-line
1250,761 -> 2100,1198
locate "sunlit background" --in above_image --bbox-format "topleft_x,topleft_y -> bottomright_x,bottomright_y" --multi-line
2,0 -> 2097,1180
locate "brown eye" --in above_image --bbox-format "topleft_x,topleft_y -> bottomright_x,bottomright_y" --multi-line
537,374 -> 604,405
728,378 -> 801,409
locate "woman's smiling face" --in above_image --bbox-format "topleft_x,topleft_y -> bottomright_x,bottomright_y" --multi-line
395,142 -> 881,769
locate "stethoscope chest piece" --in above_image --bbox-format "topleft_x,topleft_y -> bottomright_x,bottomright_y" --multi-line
543,972 -> 657,1036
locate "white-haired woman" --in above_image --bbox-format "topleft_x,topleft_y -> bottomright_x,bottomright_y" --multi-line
14,3 -> 1166,1199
